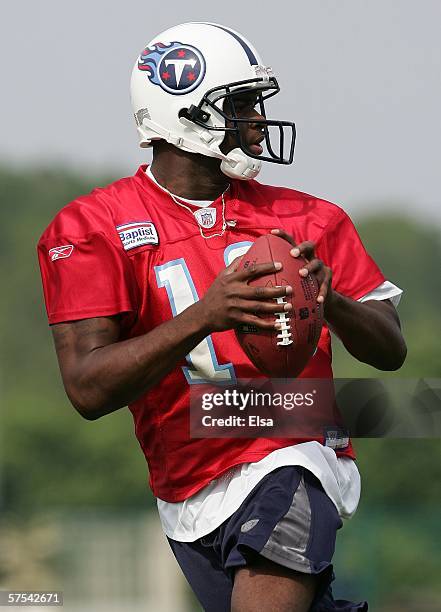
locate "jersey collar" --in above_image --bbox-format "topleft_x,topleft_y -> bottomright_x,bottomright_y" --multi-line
134,165 -> 277,230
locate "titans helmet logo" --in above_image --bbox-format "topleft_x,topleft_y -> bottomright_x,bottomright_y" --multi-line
138,41 -> 206,95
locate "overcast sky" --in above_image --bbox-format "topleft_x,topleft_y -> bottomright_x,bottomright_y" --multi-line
1,0 -> 440,222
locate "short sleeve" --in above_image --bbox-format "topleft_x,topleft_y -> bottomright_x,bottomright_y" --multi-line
38,223 -> 139,325
317,209 -> 385,300
358,281 -> 403,307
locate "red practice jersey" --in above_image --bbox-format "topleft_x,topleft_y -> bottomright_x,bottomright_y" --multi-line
37,165 -> 385,501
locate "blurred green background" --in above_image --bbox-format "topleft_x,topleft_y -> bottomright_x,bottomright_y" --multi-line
0,166 -> 440,611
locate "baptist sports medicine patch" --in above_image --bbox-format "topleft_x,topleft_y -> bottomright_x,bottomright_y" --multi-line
117,221 -> 159,250
49,245 -> 74,261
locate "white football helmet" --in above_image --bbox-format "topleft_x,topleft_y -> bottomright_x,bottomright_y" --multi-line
130,22 -> 296,180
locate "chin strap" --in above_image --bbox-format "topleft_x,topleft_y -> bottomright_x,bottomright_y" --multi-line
220,148 -> 262,180
177,116 -> 262,180
138,117 -> 262,181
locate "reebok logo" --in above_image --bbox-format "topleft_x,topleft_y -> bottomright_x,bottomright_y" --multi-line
49,245 -> 74,261
240,519 -> 260,533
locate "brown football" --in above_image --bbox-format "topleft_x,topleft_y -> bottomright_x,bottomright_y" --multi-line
235,234 -> 323,378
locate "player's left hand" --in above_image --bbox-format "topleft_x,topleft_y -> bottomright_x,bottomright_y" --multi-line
271,229 -> 334,307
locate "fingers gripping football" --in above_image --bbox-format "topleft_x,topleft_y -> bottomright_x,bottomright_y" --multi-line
199,261 -> 292,333
290,242 -> 333,305
271,229 -> 333,306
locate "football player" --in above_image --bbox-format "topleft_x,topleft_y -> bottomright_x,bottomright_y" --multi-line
37,23 -> 406,611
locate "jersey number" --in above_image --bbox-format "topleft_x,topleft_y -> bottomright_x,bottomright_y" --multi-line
154,242 -> 252,384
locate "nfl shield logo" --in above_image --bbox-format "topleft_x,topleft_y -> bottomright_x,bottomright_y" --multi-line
194,207 -> 217,229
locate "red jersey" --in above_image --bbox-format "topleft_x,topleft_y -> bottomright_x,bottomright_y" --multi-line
37,165 -> 385,501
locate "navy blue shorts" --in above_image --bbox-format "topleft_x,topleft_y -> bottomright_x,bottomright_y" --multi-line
168,466 -> 367,611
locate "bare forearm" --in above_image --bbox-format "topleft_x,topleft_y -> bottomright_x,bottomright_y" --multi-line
65,303 -> 209,418
325,292 -> 407,370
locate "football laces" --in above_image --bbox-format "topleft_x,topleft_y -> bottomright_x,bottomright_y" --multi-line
274,294 -> 293,346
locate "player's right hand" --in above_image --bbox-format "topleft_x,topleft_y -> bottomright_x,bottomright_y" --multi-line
196,260 -> 292,333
